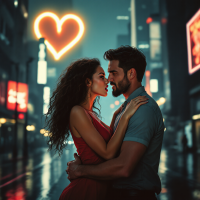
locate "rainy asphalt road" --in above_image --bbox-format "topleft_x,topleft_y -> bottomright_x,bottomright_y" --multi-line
0,145 -> 200,200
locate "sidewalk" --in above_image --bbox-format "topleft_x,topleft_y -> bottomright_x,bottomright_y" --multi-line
158,147 -> 200,200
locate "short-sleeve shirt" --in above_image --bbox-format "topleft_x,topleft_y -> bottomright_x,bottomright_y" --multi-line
112,86 -> 165,194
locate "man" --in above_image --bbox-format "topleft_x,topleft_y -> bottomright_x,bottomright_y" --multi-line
67,46 -> 165,200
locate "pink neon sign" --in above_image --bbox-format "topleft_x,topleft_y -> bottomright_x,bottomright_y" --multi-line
186,9 -> 200,74
7,81 -> 28,112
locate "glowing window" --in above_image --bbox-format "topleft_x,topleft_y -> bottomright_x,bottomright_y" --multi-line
150,79 -> 158,93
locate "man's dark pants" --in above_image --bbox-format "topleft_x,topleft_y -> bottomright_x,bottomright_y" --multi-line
106,188 -> 157,200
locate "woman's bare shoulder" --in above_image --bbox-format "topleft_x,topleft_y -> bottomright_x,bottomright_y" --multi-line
70,105 -> 85,115
70,105 -> 91,122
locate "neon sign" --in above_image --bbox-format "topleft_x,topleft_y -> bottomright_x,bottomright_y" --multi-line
186,9 -> 200,74
7,81 -> 28,112
34,12 -> 84,60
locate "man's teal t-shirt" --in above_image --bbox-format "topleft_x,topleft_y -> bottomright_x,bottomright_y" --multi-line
113,86 -> 165,194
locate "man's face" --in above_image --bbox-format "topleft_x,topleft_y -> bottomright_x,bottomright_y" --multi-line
108,60 -> 130,97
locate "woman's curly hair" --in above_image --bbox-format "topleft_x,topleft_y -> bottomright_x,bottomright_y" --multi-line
44,58 -> 101,155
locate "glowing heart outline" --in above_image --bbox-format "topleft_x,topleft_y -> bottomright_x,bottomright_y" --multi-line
34,12 -> 84,60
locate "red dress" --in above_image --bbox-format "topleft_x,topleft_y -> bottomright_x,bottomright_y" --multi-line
59,111 -> 112,200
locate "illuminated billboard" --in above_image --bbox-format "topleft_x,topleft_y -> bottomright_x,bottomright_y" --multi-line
34,12 -> 84,60
7,81 -> 28,112
186,9 -> 200,74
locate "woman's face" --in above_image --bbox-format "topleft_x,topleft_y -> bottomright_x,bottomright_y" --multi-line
90,66 -> 108,97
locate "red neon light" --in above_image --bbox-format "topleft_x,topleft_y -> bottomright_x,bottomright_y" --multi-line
6,81 -> 28,112
34,12 -> 85,60
145,71 -> 152,96
186,9 -> 200,74
146,17 -> 153,24
161,18 -> 167,24
18,113 -> 24,120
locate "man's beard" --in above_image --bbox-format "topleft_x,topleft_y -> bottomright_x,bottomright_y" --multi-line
112,75 -> 131,97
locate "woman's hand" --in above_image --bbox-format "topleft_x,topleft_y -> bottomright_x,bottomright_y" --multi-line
123,96 -> 148,120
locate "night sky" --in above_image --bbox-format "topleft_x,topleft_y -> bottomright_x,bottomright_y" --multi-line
27,0 -> 130,124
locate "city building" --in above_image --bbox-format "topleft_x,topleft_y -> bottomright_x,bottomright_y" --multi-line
0,0 -> 44,161
130,0 -> 200,151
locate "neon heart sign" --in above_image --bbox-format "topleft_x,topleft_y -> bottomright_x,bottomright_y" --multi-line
34,12 -> 84,60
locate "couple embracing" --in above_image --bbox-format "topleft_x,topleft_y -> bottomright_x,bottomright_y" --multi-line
45,46 -> 165,200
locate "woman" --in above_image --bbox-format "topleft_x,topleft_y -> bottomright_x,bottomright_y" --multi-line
45,58 -> 148,200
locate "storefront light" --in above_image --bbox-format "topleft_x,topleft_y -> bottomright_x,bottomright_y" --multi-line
0,118 -> 6,124
26,125 -> 35,131
40,129 -> 52,137
160,97 -> 166,104
40,129 -> 46,134
192,114 -> 200,120
7,119 -> 16,124
156,97 -> 166,106
44,132 -> 48,137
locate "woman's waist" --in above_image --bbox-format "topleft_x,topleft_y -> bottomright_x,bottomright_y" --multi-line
76,148 -> 105,164
71,177 -> 110,187
80,156 -> 105,165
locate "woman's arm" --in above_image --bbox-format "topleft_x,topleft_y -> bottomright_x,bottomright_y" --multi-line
70,96 -> 148,160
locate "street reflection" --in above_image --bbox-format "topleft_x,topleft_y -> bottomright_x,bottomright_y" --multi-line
0,143 -> 200,200
41,152 -> 51,198
25,159 -> 33,197
5,184 -> 26,200
157,147 -> 200,200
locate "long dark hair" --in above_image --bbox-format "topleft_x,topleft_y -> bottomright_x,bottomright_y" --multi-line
45,58 -> 101,155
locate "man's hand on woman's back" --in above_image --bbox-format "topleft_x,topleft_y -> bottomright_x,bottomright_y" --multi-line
66,153 -> 82,181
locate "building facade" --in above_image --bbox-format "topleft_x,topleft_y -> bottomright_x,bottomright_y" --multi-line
130,0 -> 200,151
0,0 -> 45,161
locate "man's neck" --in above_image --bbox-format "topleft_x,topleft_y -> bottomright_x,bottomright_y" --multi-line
123,82 -> 142,100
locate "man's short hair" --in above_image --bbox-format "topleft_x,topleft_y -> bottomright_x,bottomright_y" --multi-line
104,45 -> 147,82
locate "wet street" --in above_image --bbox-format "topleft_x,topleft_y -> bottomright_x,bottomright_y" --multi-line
158,148 -> 200,200
0,144 -> 77,200
0,144 -> 200,200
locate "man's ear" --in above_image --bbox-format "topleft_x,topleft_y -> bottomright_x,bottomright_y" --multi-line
85,78 -> 92,86
127,68 -> 136,80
